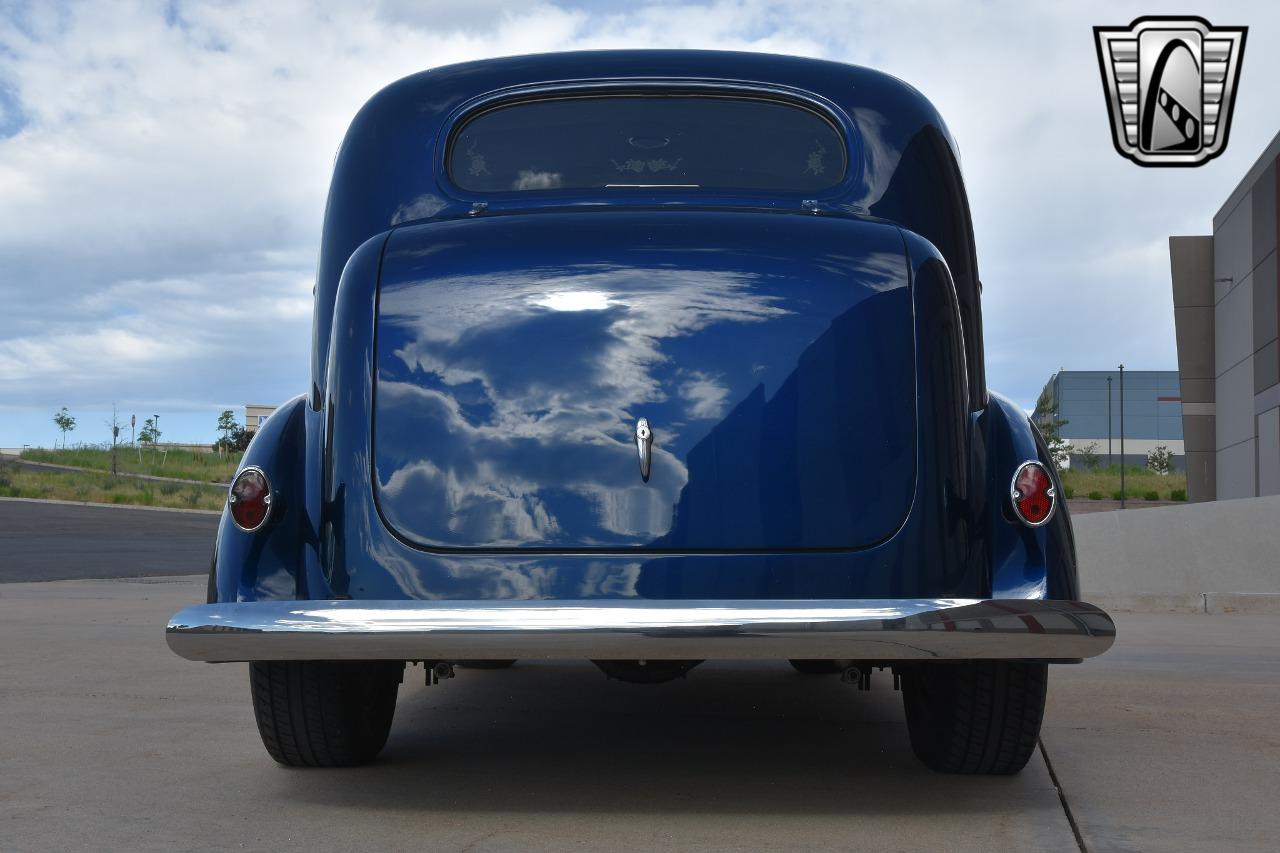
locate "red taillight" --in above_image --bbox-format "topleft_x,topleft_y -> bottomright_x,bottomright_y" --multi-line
229,467 -> 272,532
1010,461 -> 1055,526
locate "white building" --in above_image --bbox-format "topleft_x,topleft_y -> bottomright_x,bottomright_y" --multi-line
244,404 -> 277,435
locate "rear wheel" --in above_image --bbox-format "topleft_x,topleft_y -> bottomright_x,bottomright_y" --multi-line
900,661 -> 1047,775
249,661 -> 404,767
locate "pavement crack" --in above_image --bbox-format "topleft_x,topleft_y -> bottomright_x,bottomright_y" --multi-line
1040,736 -> 1088,853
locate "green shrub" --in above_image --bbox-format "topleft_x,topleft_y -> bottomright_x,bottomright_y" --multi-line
1087,490 -> 1104,500
160,482 -> 182,496
1171,489 -> 1187,501
1143,490 -> 1160,501
0,471 -> 9,488
1110,490 -> 1124,500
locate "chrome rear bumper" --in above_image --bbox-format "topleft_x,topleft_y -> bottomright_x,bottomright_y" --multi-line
166,598 -> 1115,663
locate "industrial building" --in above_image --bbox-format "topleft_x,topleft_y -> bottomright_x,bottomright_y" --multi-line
1037,370 -> 1184,470
1169,129 -> 1280,502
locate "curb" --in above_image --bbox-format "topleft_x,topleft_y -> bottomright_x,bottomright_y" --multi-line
1203,592 -> 1280,614
0,496 -> 222,517
1066,499 -> 1186,515
1088,591 -> 1280,614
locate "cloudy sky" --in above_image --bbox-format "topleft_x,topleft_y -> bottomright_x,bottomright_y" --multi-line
1,0 -> 1277,447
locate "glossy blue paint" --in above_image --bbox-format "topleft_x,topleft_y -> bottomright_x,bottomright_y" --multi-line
208,50 -> 1079,607
374,211 -> 915,551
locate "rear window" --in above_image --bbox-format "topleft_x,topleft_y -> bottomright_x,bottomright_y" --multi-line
447,95 -> 847,193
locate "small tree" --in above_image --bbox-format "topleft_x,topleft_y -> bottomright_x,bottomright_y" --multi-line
53,407 -> 76,448
139,416 -> 161,447
215,410 -> 239,457
1075,441 -> 1100,471
1045,437 -> 1071,471
216,410 -> 238,444
213,416 -> 251,454
1033,388 -> 1071,472
1147,445 -> 1173,476
1033,388 -> 1068,442
105,405 -> 123,475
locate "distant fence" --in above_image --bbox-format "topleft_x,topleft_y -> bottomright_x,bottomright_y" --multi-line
16,442 -> 218,454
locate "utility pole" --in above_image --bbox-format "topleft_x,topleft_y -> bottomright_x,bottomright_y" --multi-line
1107,376 -> 1113,468
1118,364 -> 1126,509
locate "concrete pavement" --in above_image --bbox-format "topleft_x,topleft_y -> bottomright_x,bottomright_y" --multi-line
1042,612 -> 1280,851
2,576 -> 1277,852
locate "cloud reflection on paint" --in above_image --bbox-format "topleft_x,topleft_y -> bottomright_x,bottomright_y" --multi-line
532,290 -> 613,312
371,214 -> 909,549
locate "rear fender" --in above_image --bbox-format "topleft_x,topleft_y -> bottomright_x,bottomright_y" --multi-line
211,395 -> 325,602
978,392 -> 1079,600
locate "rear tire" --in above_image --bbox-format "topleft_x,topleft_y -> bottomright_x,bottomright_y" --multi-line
249,661 -> 404,767
901,661 -> 1047,775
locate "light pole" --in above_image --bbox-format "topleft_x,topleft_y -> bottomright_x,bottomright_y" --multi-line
1107,376 -> 1113,468
1118,364 -> 1126,509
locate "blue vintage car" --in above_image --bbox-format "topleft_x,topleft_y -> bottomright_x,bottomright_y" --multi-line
167,51 -> 1115,774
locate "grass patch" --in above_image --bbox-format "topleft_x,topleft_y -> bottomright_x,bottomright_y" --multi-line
1061,465 -> 1187,501
21,446 -> 241,483
0,461 -> 225,511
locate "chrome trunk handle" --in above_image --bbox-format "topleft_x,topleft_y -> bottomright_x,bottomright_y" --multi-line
635,417 -> 653,482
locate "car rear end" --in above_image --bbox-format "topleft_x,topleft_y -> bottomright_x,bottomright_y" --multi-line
168,57 -> 1114,773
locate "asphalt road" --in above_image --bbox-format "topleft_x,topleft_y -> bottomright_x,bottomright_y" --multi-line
2,575 -> 1277,852
0,499 -> 217,582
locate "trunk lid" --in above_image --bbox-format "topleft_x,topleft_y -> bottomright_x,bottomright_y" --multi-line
373,211 -> 915,551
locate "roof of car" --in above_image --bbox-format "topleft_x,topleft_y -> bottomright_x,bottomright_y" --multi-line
317,49 -> 971,302
362,49 -> 953,166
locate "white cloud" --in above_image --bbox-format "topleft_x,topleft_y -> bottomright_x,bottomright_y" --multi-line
679,371 -> 730,420
2,0 -> 1279,446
